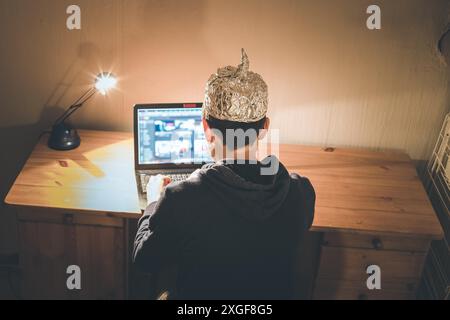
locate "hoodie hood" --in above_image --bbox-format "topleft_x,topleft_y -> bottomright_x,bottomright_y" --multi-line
194,156 -> 291,221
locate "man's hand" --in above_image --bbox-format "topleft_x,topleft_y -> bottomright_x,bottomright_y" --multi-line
146,175 -> 172,205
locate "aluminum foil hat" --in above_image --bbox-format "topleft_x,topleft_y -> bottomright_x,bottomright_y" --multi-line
203,49 -> 268,123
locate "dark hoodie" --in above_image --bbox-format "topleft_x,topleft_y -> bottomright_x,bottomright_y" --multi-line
133,157 -> 315,300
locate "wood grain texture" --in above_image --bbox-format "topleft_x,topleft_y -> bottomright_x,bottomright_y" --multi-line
313,243 -> 428,300
5,130 -> 443,239
323,232 -> 431,252
313,237 -> 429,300
17,210 -> 126,300
5,131 -> 141,217
273,144 -> 443,238
316,246 -> 426,281
314,278 -> 417,300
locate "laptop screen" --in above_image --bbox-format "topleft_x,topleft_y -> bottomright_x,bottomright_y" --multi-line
136,105 -> 213,167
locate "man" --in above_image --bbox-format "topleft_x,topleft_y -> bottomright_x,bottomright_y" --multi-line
133,49 -> 315,300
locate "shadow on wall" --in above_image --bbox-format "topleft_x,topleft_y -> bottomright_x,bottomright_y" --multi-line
0,53 -> 84,256
0,40 -> 102,215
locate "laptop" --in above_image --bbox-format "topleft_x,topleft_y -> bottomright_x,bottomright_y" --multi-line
134,103 -> 213,210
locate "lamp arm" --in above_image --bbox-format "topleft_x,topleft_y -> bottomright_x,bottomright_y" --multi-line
54,87 -> 98,125
71,86 -> 97,107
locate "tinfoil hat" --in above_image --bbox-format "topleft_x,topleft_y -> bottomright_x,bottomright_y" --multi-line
203,49 -> 268,123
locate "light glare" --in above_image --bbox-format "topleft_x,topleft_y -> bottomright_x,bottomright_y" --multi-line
95,72 -> 117,95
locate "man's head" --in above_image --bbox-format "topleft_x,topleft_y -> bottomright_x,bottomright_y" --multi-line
202,49 -> 270,158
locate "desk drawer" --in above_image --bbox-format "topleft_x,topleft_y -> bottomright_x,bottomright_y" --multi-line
317,246 -> 426,281
323,233 -> 430,252
17,207 -> 124,228
314,278 -> 417,300
16,207 -> 127,299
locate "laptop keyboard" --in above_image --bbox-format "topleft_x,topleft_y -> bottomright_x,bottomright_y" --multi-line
140,173 -> 191,193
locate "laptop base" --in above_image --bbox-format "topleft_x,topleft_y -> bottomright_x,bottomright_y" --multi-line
136,169 -> 195,211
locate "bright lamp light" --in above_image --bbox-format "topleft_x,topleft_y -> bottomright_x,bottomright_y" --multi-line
95,72 -> 117,95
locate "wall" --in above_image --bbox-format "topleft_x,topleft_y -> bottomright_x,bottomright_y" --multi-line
0,0 -> 449,255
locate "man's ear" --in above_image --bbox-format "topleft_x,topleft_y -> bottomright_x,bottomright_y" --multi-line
202,118 -> 214,143
264,117 -> 270,130
258,117 -> 270,140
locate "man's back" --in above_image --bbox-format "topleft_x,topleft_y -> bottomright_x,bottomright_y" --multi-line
133,159 -> 315,300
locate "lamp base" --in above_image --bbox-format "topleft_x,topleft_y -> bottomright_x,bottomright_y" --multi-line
48,123 -> 81,151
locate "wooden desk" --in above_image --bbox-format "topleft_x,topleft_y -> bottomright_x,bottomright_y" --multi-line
5,130 -> 443,300
279,145 -> 443,299
5,131 -> 141,299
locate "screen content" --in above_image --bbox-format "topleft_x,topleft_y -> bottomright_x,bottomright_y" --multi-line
137,107 -> 213,165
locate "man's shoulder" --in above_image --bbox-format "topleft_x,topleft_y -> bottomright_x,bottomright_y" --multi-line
288,173 -> 316,229
164,170 -> 207,200
289,173 -> 315,193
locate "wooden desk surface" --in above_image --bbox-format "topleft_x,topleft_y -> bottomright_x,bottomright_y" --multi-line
5,130 -> 141,218
5,130 -> 443,239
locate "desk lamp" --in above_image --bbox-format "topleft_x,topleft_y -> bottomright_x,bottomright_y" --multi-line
48,72 -> 117,151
